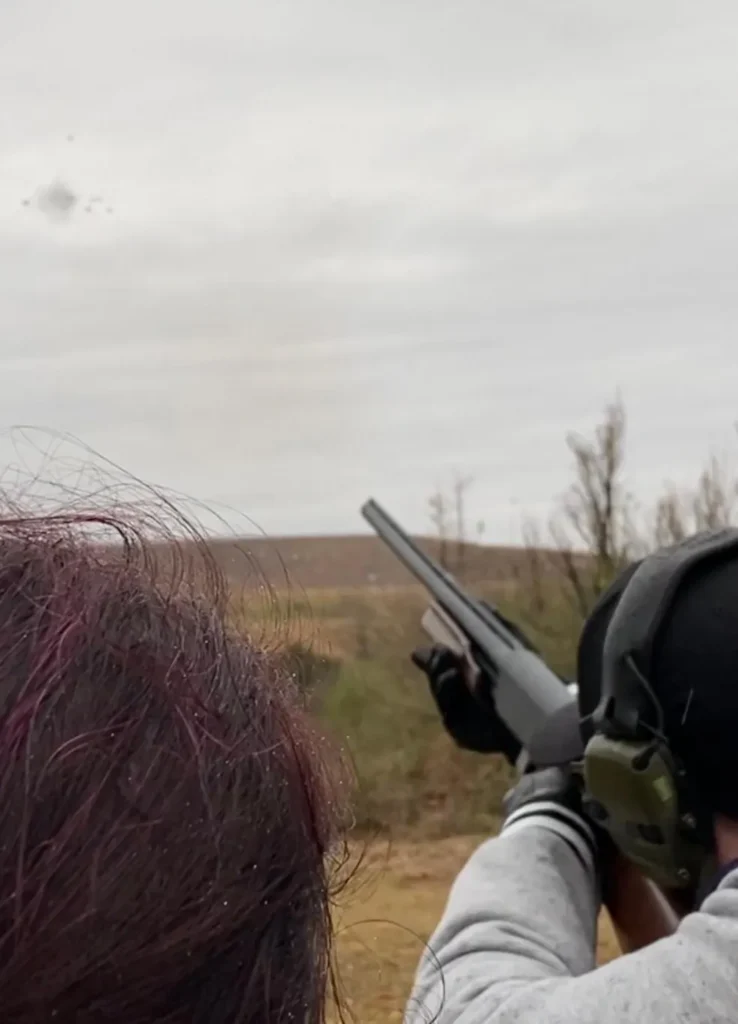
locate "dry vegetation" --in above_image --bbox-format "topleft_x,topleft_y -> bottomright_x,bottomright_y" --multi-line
224,398 -> 737,1020
249,582 -> 612,1021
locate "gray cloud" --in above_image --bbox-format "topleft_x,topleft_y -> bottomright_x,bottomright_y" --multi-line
1,0 -> 738,538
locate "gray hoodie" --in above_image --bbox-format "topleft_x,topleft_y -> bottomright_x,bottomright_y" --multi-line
405,797 -> 738,1023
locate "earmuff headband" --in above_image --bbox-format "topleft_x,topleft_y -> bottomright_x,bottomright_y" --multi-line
597,528 -> 738,739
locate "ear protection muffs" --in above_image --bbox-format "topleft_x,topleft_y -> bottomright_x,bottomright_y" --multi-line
582,527 -> 738,891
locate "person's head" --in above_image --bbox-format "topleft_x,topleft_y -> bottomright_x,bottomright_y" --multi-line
578,550 -> 738,862
0,510 -> 347,1022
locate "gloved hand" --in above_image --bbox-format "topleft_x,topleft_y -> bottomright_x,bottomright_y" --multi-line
503,765 -> 609,872
411,644 -> 523,764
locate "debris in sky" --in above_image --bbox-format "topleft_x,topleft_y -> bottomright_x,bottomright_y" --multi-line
28,178 -> 78,219
20,134 -> 115,221
22,178 -> 113,221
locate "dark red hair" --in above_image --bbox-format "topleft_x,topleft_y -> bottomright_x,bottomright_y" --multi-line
0,509 -> 348,1022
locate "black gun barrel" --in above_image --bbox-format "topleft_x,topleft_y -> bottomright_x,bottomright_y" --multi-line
361,498 -> 583,765
362,499 -> 517,650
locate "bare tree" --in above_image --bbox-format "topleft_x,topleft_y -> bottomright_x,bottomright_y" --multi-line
427,476 -> 478,575
653,486 -> 688,547
519,517 -> 554,619
653,455 -> 738,545
453,473 -> 474,578
429,489 -> 450,568
693,455 -> 737,529
521,397 -> 738,630
545,398 -> 636,619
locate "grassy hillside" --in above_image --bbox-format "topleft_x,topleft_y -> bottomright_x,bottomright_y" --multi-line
227,573 -> 605,1020
207,532 -> 572,590
286,583 -> 613,1021
233,578 -> 582,835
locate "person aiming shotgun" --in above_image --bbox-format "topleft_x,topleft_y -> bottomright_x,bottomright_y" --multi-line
362,501 -> 738,1024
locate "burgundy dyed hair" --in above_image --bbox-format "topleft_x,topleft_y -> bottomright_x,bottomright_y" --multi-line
0,509 -> 348,1022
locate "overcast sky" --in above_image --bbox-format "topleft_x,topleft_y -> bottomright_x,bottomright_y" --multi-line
2,1 -> 738,540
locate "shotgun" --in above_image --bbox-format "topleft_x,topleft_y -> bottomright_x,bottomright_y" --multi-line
361,498 -> 680,952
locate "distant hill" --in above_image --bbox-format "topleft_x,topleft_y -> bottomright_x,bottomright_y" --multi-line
203,534 -> 538,591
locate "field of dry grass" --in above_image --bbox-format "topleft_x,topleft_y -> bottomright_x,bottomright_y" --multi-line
210,533 -> 541,591
230,575 -> 613,1020
326,836 -> 620,1023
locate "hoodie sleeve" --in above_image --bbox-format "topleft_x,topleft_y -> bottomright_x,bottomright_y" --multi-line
404,801 -> 738,1024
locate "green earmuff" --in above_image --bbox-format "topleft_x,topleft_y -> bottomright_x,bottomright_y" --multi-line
582,734 -> 703,890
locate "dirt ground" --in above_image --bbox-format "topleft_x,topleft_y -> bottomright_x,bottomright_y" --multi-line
327,836 -> 620,1023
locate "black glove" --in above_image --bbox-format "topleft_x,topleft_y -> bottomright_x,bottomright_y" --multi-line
503,765 -> 609,870
411,644 -> 523,764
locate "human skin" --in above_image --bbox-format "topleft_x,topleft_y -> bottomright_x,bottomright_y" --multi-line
715,815 -> 738,865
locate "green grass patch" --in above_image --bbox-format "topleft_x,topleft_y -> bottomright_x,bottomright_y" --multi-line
232,581 -> 582,836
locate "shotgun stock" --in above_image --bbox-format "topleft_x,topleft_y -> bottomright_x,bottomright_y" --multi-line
361,497 -> 682,950
605,852 -> 682,953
